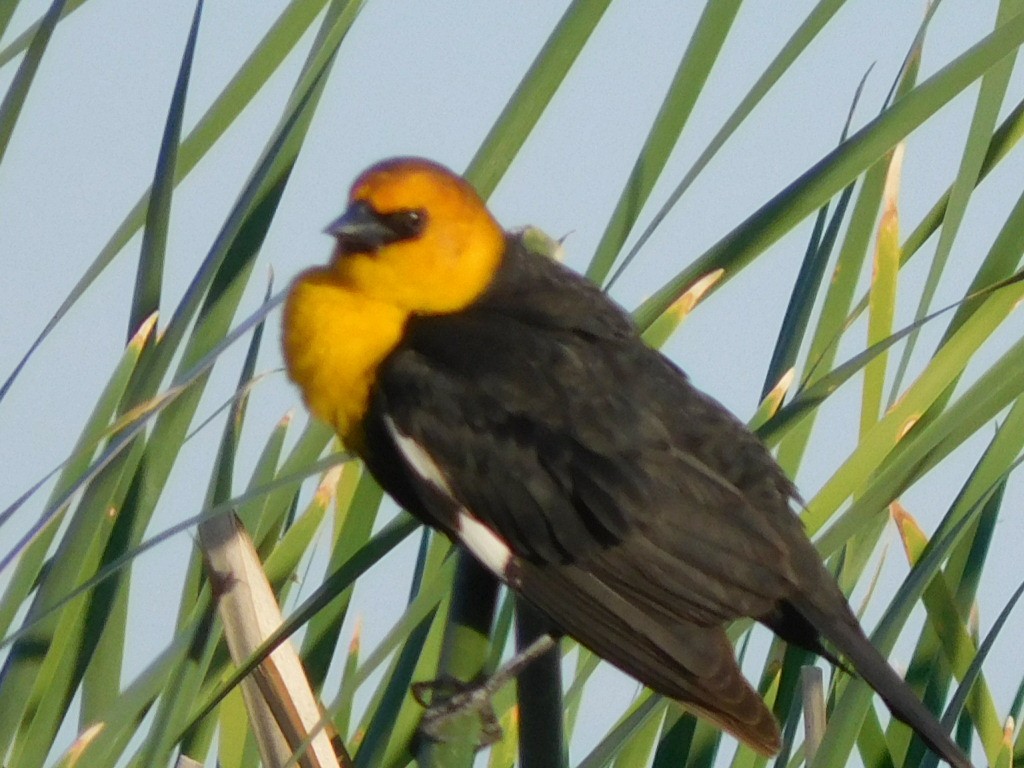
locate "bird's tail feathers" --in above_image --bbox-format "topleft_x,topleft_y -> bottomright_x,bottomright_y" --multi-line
800,601 -> 973,768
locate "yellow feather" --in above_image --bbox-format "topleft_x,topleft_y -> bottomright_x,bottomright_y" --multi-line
282,269 -> 406,444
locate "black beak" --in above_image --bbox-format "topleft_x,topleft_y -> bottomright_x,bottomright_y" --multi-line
324,200 -> 396,253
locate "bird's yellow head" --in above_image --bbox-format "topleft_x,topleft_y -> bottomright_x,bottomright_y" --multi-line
325,157 -> 506,314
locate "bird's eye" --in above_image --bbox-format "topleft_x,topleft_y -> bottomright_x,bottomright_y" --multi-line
382,209 -> 427,240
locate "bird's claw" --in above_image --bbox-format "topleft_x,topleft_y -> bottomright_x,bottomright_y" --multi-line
412,675 -> 503,747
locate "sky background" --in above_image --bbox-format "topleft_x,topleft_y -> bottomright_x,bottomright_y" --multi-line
2,1 -> 1023,764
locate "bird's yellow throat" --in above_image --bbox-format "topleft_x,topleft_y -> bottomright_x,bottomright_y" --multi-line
282,268 -> 407,445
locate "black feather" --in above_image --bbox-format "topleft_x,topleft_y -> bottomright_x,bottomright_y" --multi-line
361,234 -> 972,768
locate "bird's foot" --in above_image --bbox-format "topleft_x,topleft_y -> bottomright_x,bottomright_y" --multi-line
412,675 -> 503,747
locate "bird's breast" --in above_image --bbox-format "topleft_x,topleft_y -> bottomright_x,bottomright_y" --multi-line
282,269 -> 407,445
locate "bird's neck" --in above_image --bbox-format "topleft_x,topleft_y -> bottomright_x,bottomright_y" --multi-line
282,268 -> 407,445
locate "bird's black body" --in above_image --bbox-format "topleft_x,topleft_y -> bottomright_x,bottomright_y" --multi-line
283,158 -> 972,766
357,234 -> 968,764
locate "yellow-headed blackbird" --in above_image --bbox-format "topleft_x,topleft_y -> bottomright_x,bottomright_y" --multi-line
282,157 -> 972,767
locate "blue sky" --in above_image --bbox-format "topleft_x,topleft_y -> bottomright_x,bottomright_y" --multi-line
2,1 -> 1023,764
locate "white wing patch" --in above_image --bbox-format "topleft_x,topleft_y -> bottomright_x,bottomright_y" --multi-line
384,417 -> 513,579
384,416 -> 455,495
454,510 -> 513,577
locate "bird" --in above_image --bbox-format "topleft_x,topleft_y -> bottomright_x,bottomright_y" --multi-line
281,156 -> 973,767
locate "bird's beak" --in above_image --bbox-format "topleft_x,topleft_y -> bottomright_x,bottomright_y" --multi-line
324,200 -> 395,253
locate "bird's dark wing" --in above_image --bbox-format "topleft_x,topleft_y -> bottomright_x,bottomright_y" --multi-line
363,241 -> 805,625
511,555 -> 783,755
358,245 -> 800,753
361,242 -> 971,767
